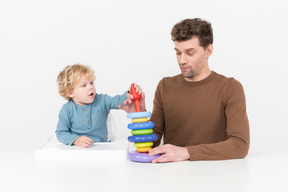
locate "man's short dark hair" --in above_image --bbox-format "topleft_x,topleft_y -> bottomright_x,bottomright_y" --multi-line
171,18 -> 213,48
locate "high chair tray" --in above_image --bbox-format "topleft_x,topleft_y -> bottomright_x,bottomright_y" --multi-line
35,135 -> 128,159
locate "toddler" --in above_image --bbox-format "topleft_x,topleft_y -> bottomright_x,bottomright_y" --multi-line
56,64 -> 141,148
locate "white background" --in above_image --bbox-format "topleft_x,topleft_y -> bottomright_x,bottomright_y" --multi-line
0,0 -> 287,158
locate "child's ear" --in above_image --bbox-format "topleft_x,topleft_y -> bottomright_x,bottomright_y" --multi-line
66,90 -> 74,98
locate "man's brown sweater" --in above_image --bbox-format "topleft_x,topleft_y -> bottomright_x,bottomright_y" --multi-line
151,71 -> 250,160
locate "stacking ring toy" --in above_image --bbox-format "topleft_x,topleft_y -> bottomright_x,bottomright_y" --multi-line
127,111 -> 151,119
128,151 -> 161,163
131,129 -> 153,135
127,83 -> 160,163
132,118 -> 149,123
134,142 -> 153,148
128,122 -> 155,130
128,134 -> 158,143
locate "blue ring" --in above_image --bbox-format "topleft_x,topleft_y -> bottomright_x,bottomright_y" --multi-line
128,122 -> 155,130
128,134 -> 158,143
127,111 -> 151,119
128,151 -> 161,163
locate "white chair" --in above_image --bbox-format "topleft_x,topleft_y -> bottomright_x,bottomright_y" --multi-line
106,112 -> 117,142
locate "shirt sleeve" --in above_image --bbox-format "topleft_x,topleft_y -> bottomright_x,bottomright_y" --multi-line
55,105 -> 79,145
104,90 -> 128,112
187,79 -> 250,160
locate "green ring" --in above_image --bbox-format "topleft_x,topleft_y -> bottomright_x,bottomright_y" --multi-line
131,129 -> 153,135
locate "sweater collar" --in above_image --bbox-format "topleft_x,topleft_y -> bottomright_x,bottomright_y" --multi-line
179,70 -> 216,86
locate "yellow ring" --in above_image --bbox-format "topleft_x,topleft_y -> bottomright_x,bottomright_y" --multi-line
131,117 -> 149,123
134,142 -> 153,148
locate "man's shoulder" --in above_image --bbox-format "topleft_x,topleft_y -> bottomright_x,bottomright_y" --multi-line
214,71 -> 241,85
213,72 -> 244,93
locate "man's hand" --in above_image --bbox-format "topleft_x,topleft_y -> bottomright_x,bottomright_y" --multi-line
73,136 -> 93,148
148,144 -> 190,163
119,82 -> 146,113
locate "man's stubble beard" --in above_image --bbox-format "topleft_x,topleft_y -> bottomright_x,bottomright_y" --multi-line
181,68 -> 195,79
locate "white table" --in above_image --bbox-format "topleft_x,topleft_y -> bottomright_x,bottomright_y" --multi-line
1,142 -> 287,192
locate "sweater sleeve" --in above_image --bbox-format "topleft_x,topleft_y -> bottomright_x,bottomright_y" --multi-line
187,79 -> 250,160
55,105 -> 79,145
151,79 -> 165,147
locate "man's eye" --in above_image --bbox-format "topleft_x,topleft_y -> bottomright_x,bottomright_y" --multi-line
176,52 -> 181,55
187,52 -> 194,56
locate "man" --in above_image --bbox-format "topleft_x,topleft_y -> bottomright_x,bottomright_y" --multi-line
122,18 -> 249,163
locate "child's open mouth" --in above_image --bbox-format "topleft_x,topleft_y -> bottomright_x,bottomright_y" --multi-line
89,93 -> 94,97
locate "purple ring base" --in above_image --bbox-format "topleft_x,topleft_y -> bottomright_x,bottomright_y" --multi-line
128,151 -> 161,163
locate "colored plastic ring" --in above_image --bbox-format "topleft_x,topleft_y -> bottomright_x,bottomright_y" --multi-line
132,118 -> 149,123
128,122 -> 155,130
136,147 -> 151,153
127,111 -> 151,119
134,142 -> 153,148
132,129 -> 153,135
128,151 -> 161,163
128,134 -> 158,143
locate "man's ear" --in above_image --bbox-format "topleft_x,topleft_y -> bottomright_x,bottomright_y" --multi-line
66,90 -> 74,98
206,44 -> 213,58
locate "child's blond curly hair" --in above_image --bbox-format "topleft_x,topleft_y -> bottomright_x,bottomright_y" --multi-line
57,64 -> 95,101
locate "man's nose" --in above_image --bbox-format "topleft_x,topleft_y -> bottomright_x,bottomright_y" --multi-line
180,54 -> 187,64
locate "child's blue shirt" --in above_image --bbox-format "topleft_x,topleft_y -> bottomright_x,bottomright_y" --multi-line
56,91 -> 128,145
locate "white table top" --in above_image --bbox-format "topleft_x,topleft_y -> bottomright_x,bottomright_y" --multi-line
1,142 -> 287,192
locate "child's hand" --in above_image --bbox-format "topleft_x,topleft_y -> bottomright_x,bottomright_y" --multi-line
119,82 -> 146,113
73,136 -> 94,148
